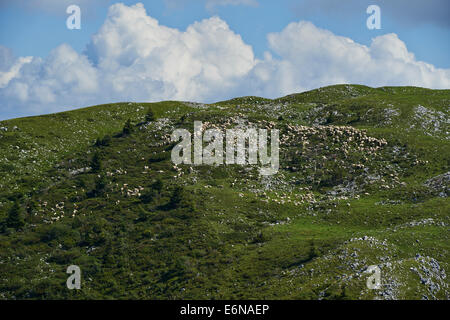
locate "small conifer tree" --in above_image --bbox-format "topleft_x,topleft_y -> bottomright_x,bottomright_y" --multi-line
122,119 -> 133,135
91,152 -> 102,173
145,107 -> 156,122
6,199 -> 25,230
152,178 -> 164,194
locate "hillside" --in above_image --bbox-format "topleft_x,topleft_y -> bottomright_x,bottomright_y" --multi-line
0,84 -> 449,299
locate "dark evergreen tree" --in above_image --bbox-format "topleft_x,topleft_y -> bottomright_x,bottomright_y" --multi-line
26,199 -> 38,223
308,240 -> 318,260
122,119 -> 133,135
96,135 -> 112,147
6,199 -> 25,230
138,205 -> 150,221
91,152 -> 102,173
152,178 -> 164,194
169,186 -> 194,211
94,175 -> 107,197
145,107 -> 156,122
101,135 -> 112,146
170,186 -> 183,208
140,189 -> 156,204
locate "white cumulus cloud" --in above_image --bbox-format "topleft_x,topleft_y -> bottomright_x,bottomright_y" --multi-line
244,21 -> 450,97
0,3 -> 449,119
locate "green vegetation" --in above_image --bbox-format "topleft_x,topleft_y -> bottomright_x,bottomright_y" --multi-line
0,85 -> 448,300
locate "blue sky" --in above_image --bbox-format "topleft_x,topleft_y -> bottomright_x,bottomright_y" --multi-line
0,0 -> 449,119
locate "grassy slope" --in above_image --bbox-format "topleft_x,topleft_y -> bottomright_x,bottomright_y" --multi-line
0,84 -> 448,299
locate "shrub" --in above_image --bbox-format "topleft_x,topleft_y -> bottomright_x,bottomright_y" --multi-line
308,241 -> 318,260
95,135 -> 112,147
169,186 -> 194,211
41,224 -> 73,242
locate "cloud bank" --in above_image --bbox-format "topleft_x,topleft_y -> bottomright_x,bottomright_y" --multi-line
0,3 -> 449,119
